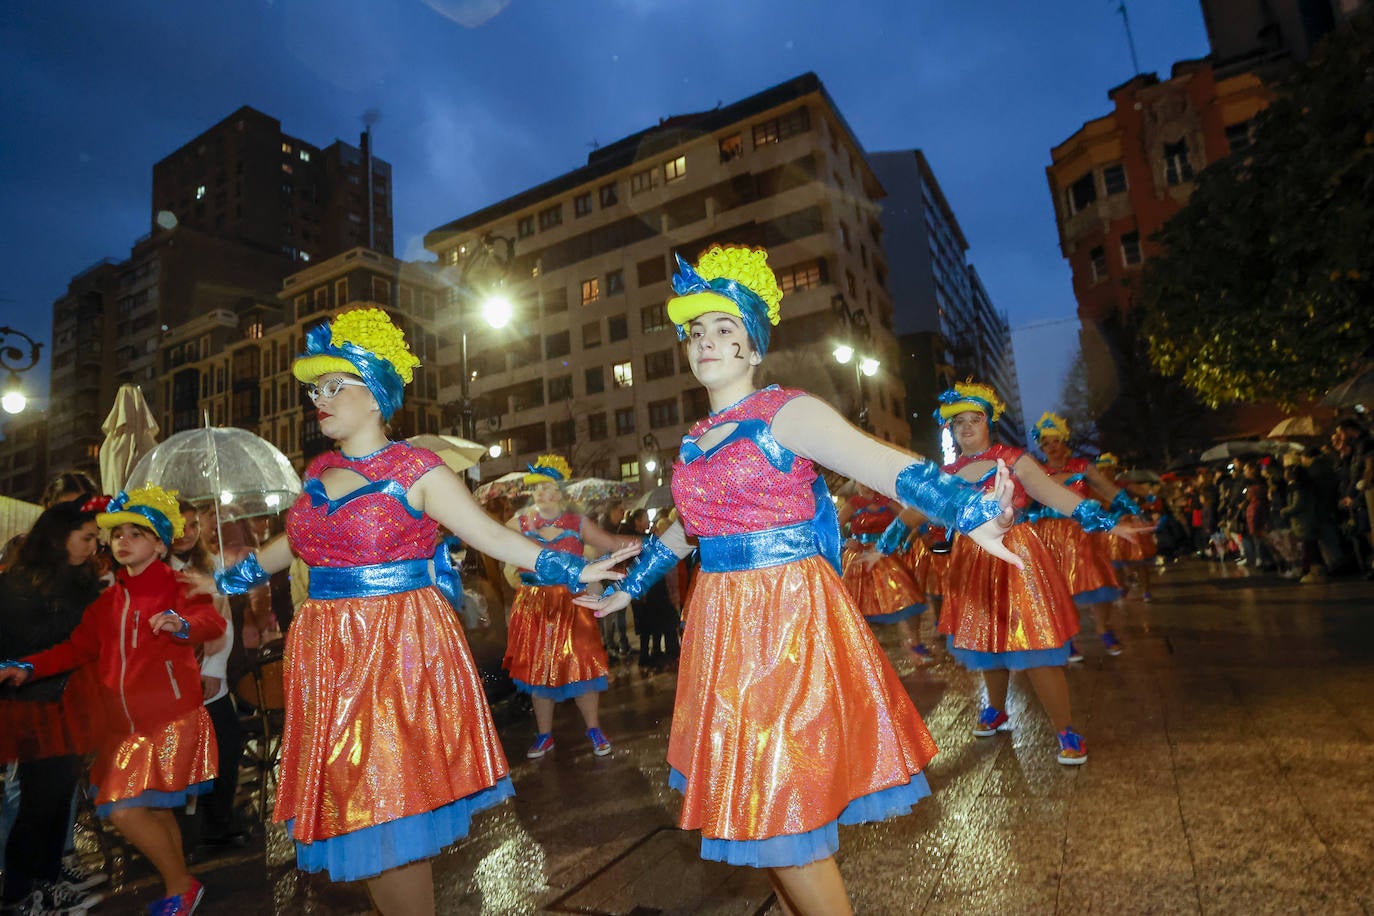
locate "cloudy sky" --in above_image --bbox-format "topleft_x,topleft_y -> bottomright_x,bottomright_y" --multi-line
0,0 -> 1210,424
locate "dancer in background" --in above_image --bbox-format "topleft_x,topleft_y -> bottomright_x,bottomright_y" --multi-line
581,246 -> 1020,916
838,482 -> 932,662
190,309 -> 635,916
1096,453 -> 1159,599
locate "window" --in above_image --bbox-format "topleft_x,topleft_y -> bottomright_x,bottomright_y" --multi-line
299,149 -> 311,162
1225,121 -> 1254,154
582,320 -> 602,349
585,366 -> 605,394
846,270 -> 857,297
550,418 -> 575,448
1120,231 -> 1142,266
637,256 -> 667,287
615,407 -> 636,435
548,375 -> 573,402
649,398 -> 679,428
518,215 -> 535,238
664,155 -> 687,183
719,133 -> 744,163
281,142 -> 293,154
641,303 -> 670,333
752,106 -> 810,148
754,119 -> 780,147
1066,172 -> 1097,214
607,314 -> 628,342
581,277 -> 600,305
196,185 -> 206,200
839,222 -> 851,251
545,330 -> 571,359
314,286 -> 328,311
599,182 -> 619,207
1163,140 -> 1194,185
645,349 -> 675,380
371,277 -> 391,303
605,269 -> 624,295
630,168 -> 654,195
1102,163 -> 1127,195
1089,246 -> 1108,282
574,192 -> 593,217
682,387 -> 710,420
281,162 -> 293,175
613,361 -> 633,389
543,286 -> 568,315
538,204 -> 563,230
777,260 -> 823,293
588,412 -> 608,440
619,457 -> 639,481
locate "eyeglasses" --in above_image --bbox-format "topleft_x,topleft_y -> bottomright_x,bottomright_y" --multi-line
305,378 -> 369,401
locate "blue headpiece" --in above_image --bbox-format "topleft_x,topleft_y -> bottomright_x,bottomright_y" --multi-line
102,490 -> 175,547
297,323 -> 406,421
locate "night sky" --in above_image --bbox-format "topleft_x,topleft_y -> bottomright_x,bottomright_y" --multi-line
0,0 -> 1210,427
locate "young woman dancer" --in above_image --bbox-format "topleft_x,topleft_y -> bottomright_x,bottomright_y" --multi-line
580,245 -> 1020,916
188,308 -> 635,916
838,482 -> 932,661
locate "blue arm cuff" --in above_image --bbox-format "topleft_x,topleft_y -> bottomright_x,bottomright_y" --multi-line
215,553 -> 270,595
1,661 -> 34,674
164,611 -> 191,640
607,536 -> 680,600
1110,490 -> 1142,517
875,517 -> 912,555
895,462 -> 1004,534
532,549 -> 588,594
1072,499 -> 1117,533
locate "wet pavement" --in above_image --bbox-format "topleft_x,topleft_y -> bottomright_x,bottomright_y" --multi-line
82,560 -> 1374,914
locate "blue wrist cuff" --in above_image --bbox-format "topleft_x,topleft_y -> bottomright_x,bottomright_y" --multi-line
1072,499 -> 1117,533
1,661 -> 34,674
1110,490 -> 1142,517
615,536 -> 680,599
215,553 -> 270,595
895,462 -> 1004,534
167,612 -> 191,640
532,549 -> 588,594
875,517 -> 912,555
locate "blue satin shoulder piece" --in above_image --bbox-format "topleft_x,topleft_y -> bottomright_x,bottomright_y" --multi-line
678,418 -> 795,473
304,476 -> 424,520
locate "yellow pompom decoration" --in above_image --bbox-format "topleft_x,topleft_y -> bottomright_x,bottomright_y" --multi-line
524,453 -> 573,486
98,484 -> 185,542
329,308 -> 420,384
693,245 -> 783,327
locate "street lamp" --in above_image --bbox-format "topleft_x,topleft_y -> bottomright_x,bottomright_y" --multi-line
450,233 -> 516,440
642,433 -> 663,487
0,327 -> 42,415
830,296 -> 880,431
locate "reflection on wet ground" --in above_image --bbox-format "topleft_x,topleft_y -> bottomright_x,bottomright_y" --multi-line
83,561 -> 1374,914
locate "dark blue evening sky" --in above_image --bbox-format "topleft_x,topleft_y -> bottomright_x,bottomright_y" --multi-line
0,0 -> 1210,423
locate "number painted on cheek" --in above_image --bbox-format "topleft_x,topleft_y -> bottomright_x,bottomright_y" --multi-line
730,342 -> 744,360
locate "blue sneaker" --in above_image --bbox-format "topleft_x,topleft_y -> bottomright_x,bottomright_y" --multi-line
972,706 -> 1010,737
1101,631 -> 1124,656
147,878 -> 204,915
1067,640 -> 1084,663
910,643 -> 935,664
526,733 -> 555,759
587,727 -> 612,757
1057,728 -> 1088,765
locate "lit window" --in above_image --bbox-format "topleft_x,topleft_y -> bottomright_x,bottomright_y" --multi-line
581,278 -> 600,305
282,163 -> 293,175
664,155 -> 687,183
281,142 -> 293,154
299,149 -> 311,162
613,361 -> 633,389
719,134 -> 744,163
196,185 -> 206,200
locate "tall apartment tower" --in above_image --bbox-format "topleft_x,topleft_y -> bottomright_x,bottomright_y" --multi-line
869,150 -> 1024,456
151,106 -> 394,265
424,73 -> 909,488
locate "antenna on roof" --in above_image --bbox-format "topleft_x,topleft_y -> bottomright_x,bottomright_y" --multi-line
1114,1 -> 1143,76
587,139 -> 600,150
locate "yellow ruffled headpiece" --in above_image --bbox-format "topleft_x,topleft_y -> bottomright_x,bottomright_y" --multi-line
1096,452 -> 1120,468
523,453 -> 573,486
1033,411 -> 1071,443
292,308 -> 420,421
935,380 -> 1007,424
666,245 -> 783,355
98,484 -> 185,547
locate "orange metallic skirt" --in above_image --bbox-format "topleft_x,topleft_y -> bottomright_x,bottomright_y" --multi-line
1107,518 -> 1158,563
841,541 -> 926,622
939,524 -> 1079,656
1034,517 -> 1122,604
277,587 -> 510,845
668,555 -> 938,848
92,705 -> 217,815
503,585 -> 610,699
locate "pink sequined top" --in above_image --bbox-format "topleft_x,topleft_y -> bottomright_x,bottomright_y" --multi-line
671,386 -> 819,537
944,443 -> 1030,510
286,442 -> 443,567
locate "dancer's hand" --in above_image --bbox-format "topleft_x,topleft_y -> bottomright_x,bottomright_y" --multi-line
176,568 -> 217,597
1109,521 -> 1155,542
966,460 -> 1023,569
578,544 -> 642,585
0,664 -> 32,687
574,589 -> 633,619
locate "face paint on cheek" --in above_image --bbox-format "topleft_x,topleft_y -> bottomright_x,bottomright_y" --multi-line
730,342 -> 745,360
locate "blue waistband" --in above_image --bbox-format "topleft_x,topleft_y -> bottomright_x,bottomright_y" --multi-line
698,521 -> 818,572
851,532 -> 881,545
309,559 -> 431,599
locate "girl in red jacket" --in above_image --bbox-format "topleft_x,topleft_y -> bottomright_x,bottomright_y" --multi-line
0,486 -> 225,916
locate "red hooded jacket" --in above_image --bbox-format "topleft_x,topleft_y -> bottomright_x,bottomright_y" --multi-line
23,560 -> 225,736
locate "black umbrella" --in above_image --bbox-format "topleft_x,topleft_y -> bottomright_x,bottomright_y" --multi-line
1321,369 -> 1374,409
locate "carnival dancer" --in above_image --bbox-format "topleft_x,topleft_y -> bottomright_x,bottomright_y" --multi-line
1,487 -> 224,916
503,454 -> 637,759
1029,413 -> 1128,659
933,384 -> 1148,768
579,246 -> 1021,916
838,482 -> 932,662
183,309 -> 635,916
1096,453 -> 1159,599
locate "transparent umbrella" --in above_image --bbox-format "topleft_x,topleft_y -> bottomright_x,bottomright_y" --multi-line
565,478 -> 636,502
126,426 -> 301,522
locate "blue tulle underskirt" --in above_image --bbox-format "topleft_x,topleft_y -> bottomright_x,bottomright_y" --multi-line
288,775 -> 515,882
865,602 -> 928,624
512,676 -> 607,701
1073,586 -> 1123,605
947,636 -> 1071,671
668,766 -> 931,868
95,779 -> 213,817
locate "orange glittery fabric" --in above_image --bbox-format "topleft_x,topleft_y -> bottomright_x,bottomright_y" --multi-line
1106,519 -> 1158,562
275,589 -> 509,842
1034,517 -> 1121,599
668,556 -> 937,842
902,537 -> 936,596
90,706 -> 217,807
502,585 -> 609,688
841,542 -> 926,619
938,524 -> 1079,653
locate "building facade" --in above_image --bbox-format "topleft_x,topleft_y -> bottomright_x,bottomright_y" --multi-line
425,73 -> 910,487
871,150 -> 1024,455
0,411 -> 49,504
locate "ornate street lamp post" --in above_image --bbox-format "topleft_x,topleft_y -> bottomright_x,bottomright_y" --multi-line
0,326 -> 43,415
830,296 -> 879,431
